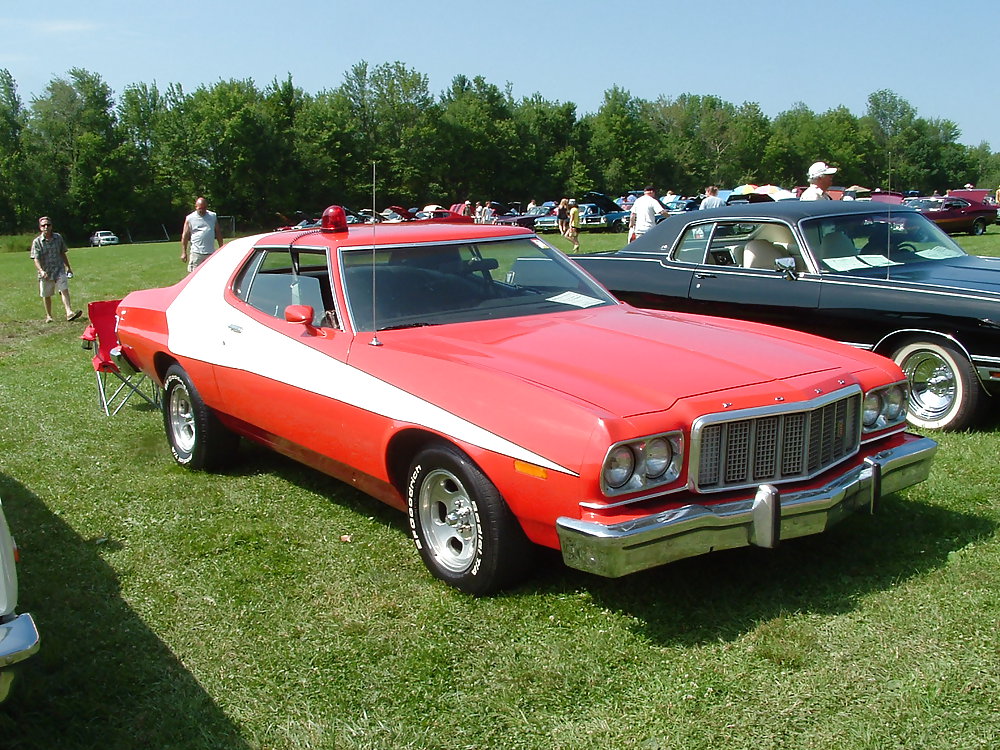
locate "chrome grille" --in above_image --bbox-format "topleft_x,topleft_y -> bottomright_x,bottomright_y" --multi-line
695,392 -> 861,492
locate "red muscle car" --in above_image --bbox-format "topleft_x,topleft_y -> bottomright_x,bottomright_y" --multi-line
115,206 -> 937,594
903,195 -> 998,235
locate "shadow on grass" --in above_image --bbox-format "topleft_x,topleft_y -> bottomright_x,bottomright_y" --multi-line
170,439 -> 996,649
533,493 -> 996,646
0,474 -> 250,750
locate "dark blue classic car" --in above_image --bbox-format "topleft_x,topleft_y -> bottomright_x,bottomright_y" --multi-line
575,200 -> 1000,431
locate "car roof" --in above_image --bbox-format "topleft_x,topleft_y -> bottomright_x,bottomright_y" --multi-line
260,220 -> 532,249
625,200 -> 920,253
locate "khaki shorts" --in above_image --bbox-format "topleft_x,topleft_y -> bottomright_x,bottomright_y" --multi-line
39,274 -> 69,297
187,252 -> 212,273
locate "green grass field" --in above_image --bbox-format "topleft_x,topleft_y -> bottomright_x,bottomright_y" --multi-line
1,229 -> 999,749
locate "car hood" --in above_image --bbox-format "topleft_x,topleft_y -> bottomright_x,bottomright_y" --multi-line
885,254 -> 1000,295
372,305 -> 876,418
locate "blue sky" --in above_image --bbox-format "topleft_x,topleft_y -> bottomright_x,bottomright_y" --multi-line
1,1 -> 994,151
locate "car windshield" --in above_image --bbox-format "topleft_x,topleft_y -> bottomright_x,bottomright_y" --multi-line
340,236 -> 616,331
800,211 -> 968,274
903,198 -> 951,211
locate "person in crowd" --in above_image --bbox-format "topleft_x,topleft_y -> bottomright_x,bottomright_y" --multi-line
526,198 -> 537,212
699,185 -> 725,209
556,198 -> 570,236
566,198 -> 580,252
181,196 -> 224,272
628,186 -> 669,241
800,162 -> 838,201
30,215 -> 80,322
481,201 -> 495,224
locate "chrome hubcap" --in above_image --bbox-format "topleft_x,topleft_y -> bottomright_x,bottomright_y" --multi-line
418,468 -> 478,573
169,384 -> 196,454
902,351 -> 956,422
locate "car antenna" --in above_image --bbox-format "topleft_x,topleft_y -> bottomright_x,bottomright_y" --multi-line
369,161 -> 382,347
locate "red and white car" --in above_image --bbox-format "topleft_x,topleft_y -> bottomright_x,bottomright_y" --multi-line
116,207 -> 938,594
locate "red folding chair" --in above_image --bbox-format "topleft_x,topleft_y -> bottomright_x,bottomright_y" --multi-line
79,299 -> 160,416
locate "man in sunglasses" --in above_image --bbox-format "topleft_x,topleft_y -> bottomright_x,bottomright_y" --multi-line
30,216 -> 80,322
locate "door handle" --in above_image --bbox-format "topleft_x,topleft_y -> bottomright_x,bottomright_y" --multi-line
227,324 -> 243,333
694,272 -> 717,279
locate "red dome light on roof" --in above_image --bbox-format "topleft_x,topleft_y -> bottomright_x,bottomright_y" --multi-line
321,205 -> 348,233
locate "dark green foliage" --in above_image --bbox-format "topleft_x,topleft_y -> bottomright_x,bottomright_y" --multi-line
0,65 -> 994,243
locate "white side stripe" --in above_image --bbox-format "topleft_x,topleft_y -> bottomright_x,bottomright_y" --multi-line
166,236 -> 577,476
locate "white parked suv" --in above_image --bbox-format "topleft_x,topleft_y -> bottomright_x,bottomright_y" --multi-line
89,230 -> 119,246
0,497 -> 39,702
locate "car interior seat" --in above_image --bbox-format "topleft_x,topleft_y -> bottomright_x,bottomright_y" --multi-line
742,239 -> 790,270
818,231 -> 858,259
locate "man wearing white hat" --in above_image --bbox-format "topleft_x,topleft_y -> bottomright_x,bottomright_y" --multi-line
800,161 -> 838,201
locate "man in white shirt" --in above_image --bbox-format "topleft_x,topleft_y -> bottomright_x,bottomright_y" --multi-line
699,185 -> 725,209
800,162 -> 838,201
628,186 -> 669,241
181,196 -> 224,272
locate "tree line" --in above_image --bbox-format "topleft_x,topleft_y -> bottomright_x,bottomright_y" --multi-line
1,62 -> 997,243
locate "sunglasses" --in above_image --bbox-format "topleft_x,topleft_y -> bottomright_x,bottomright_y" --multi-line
40,223 -> 51,227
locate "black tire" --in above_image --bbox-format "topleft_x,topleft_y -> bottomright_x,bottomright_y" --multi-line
162,364 -> 238,470
406,442 -> 532,595
892,339 -> 982,430
611,220 -> 627,234
970,218 -> 987,236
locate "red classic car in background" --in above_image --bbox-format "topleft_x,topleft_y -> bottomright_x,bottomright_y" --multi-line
115,207 -> 937,594
903,195 -> 998,235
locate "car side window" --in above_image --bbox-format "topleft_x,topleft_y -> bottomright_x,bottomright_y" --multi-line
234,248 -> 336,327
673,221 -> 806,271
672,224 -> 713,264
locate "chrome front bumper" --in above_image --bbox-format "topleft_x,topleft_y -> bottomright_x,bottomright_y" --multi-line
557,435 -> 937,578
0,612 -> 39,702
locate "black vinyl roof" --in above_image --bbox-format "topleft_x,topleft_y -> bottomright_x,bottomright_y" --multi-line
624,200 -> 919,253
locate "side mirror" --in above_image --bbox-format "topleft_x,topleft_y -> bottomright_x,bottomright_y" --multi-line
774,256 -> 798,280
284,304 -> 327,337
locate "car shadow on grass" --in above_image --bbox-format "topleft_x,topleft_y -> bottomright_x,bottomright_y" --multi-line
0,474 -> 251,750
196,441 -> 996,649
532,492 -> 996,647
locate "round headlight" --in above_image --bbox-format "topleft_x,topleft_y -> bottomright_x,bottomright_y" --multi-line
863,392 -> 882,427
603,445 -> 635,489
644,437 -> 672,478
883,385 -> 905,421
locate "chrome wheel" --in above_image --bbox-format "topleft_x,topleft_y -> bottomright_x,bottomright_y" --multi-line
161,364 -> 237,470
406,442 -> 532,594
901,350 -> 956,423
417,468 -> 479,574
168,381 -> 197,455
893,339 -> 980,430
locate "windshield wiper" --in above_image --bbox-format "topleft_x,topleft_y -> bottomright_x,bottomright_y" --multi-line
377,321 -> 438,331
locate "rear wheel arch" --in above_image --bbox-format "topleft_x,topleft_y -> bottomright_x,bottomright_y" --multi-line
153,352 -> 180,384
